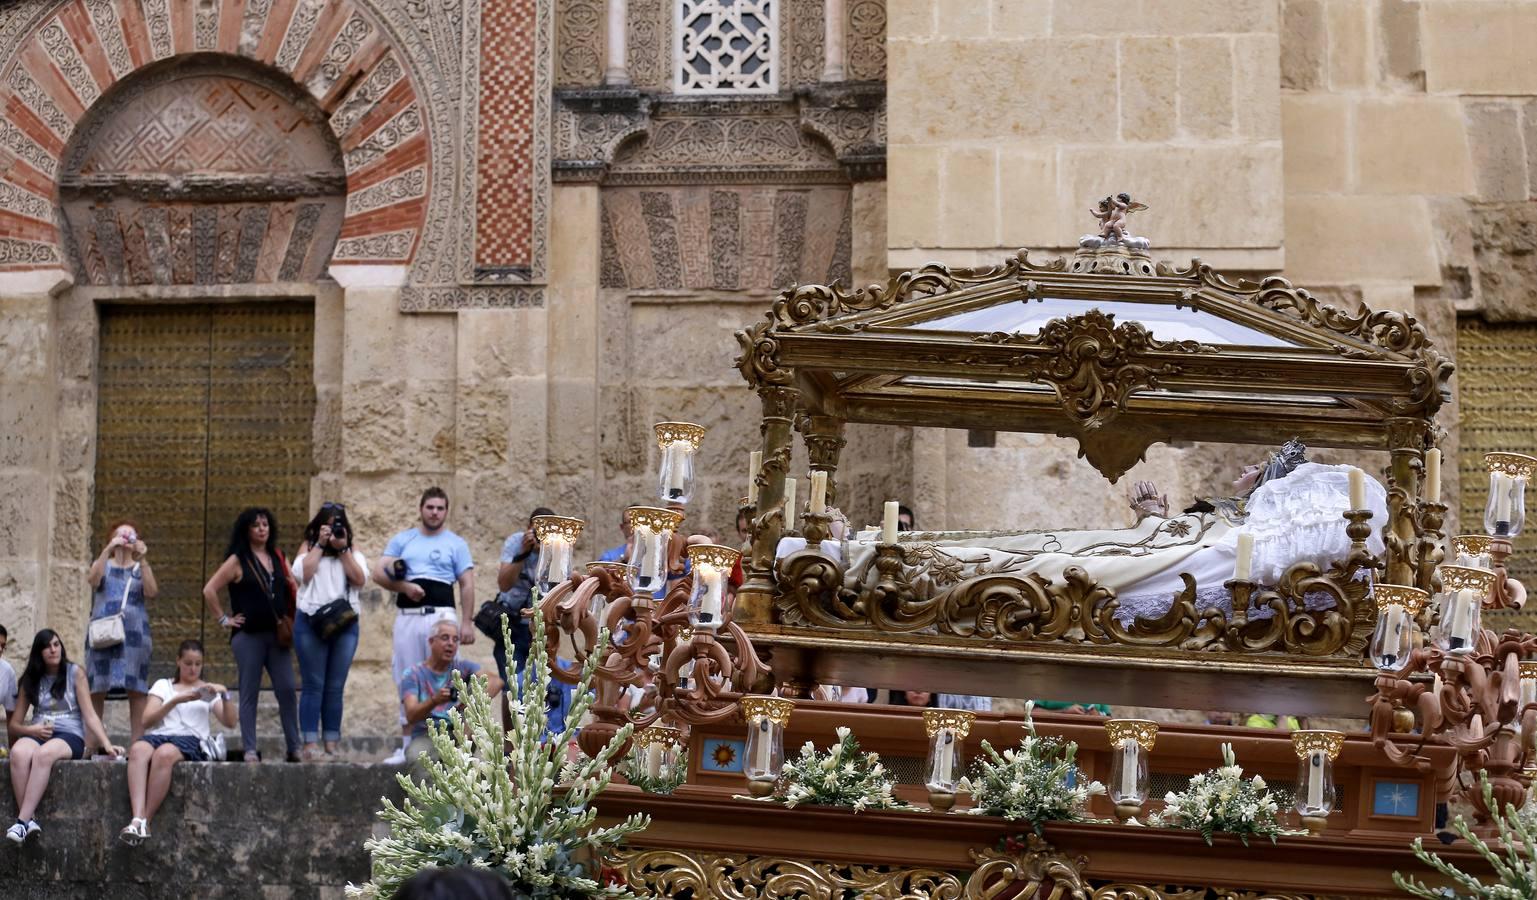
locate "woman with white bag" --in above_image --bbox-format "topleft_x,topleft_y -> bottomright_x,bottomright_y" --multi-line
119,639 -> 234,845
86,520 -> 159,741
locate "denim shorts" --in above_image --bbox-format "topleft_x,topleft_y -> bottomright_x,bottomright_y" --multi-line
137,734 -> 207,762
15,732 -> 86,760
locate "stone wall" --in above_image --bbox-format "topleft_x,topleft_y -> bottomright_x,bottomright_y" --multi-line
0,760 -> 398,899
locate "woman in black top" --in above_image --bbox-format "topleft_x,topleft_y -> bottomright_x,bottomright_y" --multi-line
202,508 -> 300,762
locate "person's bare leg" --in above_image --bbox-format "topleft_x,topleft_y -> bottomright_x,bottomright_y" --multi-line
8,741 -> 35,811
126,740 -> 153,818
17,740 -> 72,821
142,743 -> 182,824
126,692 -> 148,742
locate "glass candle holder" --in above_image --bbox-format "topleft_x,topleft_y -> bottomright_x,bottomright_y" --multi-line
635,725 -> 682,781
1485,453 -> 1537,538
532,516 -> 584,593
686,543 -> 741,632
1292,730 -> 1345,828
922,709 -> 976,809
625,506 -> 685,597
1434,565 -> 1497,656
655,422 -> 705,506
676,627 -> 695,691
1105,719 -> 1158,811
1451,534 -> 1494,569
584,561 -> 635,625
741,696 -> 794,796
1370,585 -> 1427,673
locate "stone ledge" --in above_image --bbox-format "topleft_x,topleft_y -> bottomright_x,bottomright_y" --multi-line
0,760 -> 402,899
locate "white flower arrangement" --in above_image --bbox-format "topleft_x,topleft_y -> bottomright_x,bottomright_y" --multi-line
964,701 -> 1104,831
620,742 -> 689,796
1152,742 -> 1281,846
346,612 -> 649,899
776,726 -> 912,812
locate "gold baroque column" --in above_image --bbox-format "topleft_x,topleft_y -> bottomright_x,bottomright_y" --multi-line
736,383 -> 800,625
1383,417 -> 1429,588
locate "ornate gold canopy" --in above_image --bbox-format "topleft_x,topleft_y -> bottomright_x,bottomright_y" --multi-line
735,251 -> 1452,482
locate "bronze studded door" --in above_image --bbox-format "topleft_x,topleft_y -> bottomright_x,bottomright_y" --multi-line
94,302 -> 315,685
1458,317 -> 1537,632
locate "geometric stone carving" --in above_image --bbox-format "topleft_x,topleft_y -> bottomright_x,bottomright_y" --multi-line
845,0 -> 886,81
677,0 -> 778,93
59,65 -> 346,286
556,0 -> 605,85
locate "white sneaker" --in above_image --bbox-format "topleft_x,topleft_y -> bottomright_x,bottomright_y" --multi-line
119,819 -> 145,846
382,748 -> 407,766
4,822 -> 24,844
22,820 -> 39,840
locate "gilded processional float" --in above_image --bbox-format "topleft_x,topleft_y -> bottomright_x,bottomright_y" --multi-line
521,198 -> 1537,897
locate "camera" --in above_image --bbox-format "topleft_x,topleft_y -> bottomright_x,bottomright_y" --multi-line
122,528 -> 137,545
447,685 -> 459,704
328,516 -> 347,541
390,559 -> 408,580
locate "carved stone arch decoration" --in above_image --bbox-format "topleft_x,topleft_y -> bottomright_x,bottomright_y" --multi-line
0,0 -> 548,301
57,55 -> 348,285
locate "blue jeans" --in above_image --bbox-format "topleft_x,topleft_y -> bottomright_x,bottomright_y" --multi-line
492,623 -> 532,688
293,612 -> 359,744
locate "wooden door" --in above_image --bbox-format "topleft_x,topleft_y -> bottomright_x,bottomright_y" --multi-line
93,302 -> 315,685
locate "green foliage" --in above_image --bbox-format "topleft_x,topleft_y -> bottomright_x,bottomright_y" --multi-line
1395,777 -> 1537,899
1151,742 -> 1281,846
347,611 -> 648,899
964,701 -> 1104,832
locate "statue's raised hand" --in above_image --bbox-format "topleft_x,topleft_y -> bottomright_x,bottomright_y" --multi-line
1128,480 -> 1168,520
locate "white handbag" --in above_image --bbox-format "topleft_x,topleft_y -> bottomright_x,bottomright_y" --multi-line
87,566 -> 133,650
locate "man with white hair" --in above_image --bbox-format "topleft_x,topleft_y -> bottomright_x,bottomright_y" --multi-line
398,620 -> 502,776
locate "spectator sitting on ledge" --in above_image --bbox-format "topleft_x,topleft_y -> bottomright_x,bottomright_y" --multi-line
400,619 -> 502,779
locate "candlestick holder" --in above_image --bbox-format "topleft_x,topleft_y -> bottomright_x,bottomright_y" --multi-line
922,708 -> 976,813
1292,730 -> 1344,835
871,543 -> 908,609
1488,537 -> 1528,610
801,511 -> 833,545
1411,501 -> 1448,596
1105,719 -> 1158,823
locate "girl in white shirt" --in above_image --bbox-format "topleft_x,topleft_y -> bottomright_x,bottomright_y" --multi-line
121,639 -> 235,845
292,503 -> 367,760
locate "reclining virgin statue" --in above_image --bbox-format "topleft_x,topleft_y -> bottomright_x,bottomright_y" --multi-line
798,440 -> 1389,625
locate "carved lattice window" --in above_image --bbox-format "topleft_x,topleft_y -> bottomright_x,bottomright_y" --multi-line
676,0 -> 777,93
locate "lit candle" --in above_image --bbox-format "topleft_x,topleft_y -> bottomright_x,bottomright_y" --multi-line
936,731 -> 955,784
1306,749 -> 1325,809
809,471 -> 828,514
754,717 -> 773,771
747,451 -> 762,505
1120,740 -> 1138,800
1349,468 -> 1366,511
882,501 -> 899,544
783,477 -> 797,528
1425,449 -> 1441,503
666,440 -> 689,498
645,740 -> 662,778
1234,533 -> 1254,581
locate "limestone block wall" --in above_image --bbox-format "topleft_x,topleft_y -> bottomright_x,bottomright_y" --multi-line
886,0 -> 1284,271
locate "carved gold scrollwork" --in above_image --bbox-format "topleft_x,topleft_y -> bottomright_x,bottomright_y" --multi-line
774,543 -> 1379,659
610,848 -> 966,899
968,836 -> 1089,900
974,310 -> 1215,431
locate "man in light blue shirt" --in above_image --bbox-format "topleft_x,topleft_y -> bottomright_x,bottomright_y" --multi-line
374,487 -> 476,764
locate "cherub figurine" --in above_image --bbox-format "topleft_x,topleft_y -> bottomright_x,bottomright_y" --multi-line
1090,192 -> 1148,243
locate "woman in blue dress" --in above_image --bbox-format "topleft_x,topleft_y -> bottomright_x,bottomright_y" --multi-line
86,520 -> 159,741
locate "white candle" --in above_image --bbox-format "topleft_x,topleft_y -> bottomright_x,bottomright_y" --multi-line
754,718 -> 773,772
1306,749 -> 1325,809
784,477 -> 798,528
638,530 -> 662,587
935,731 -> 954,784
1349,468 -> 1366,511
1234,533 -> 1254,581
882,501 -> 899,544
1120,740 -> 1139,800
1449,588 -> 1475,649
645,742 -> 662,778
809,471 -> 828,514
698,566 -> 724,626
1425,449 -> 1441,503
666,440 -> 689,496
747,451 -> 762,505
1495,473 -> 1513,526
